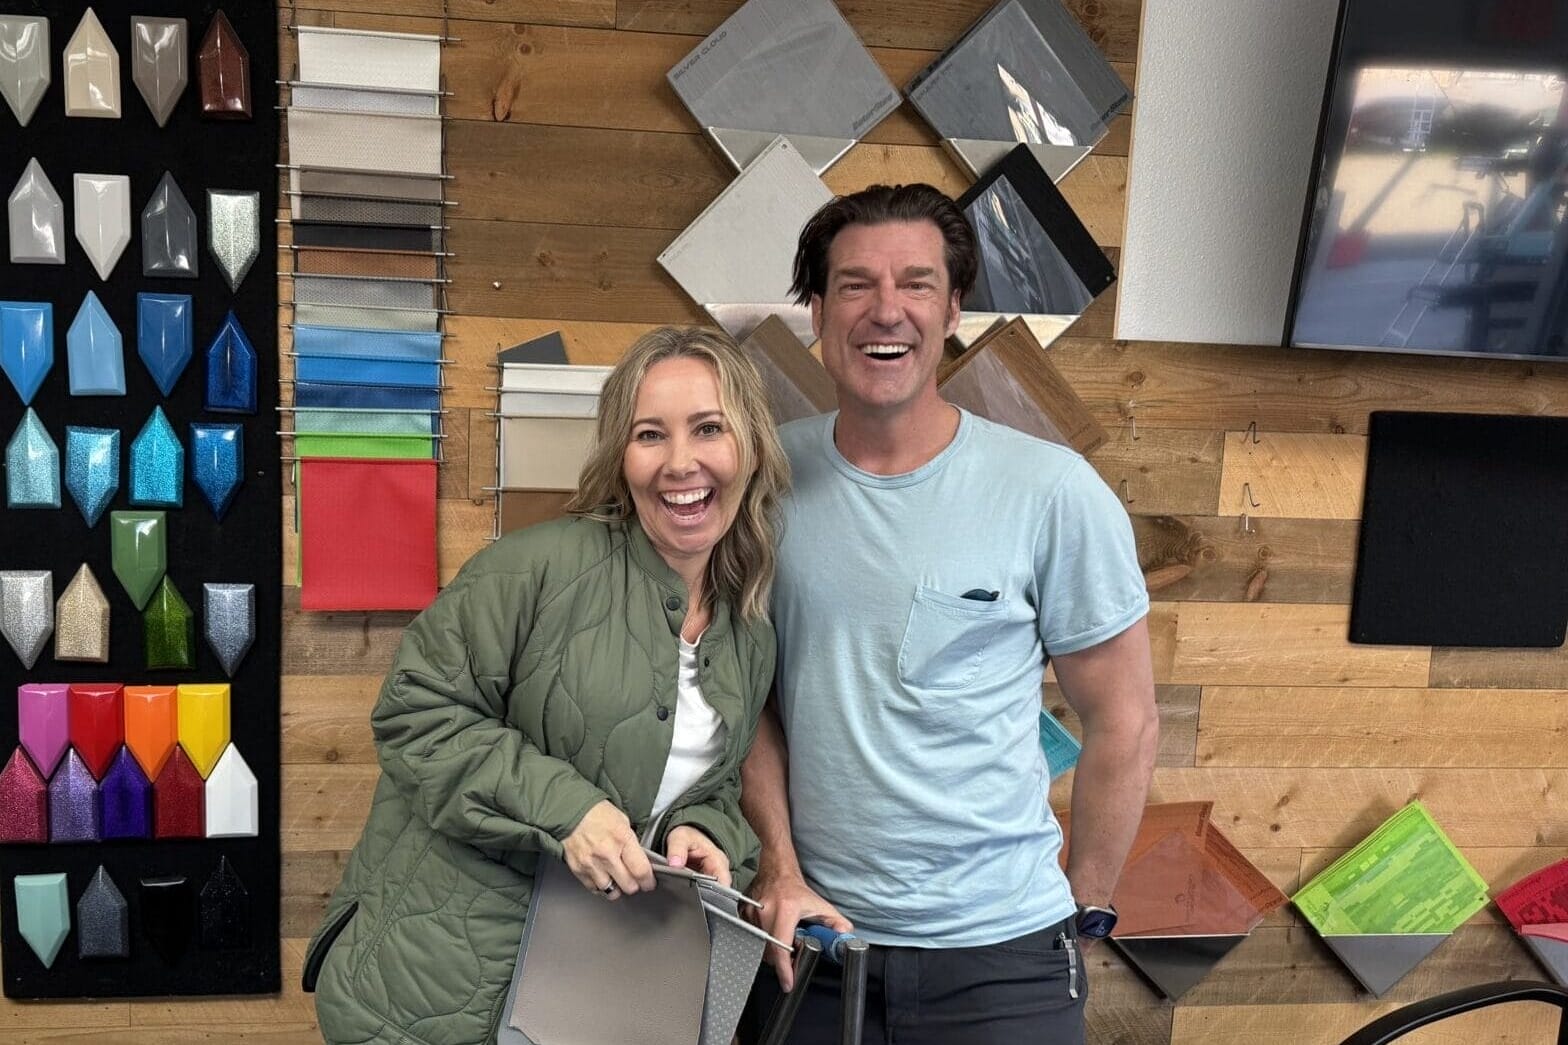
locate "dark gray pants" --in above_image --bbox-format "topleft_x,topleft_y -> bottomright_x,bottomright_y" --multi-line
740,918 -> 1087,1045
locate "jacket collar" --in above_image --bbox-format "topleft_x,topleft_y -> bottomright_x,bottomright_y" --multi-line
624,516 -> 734,643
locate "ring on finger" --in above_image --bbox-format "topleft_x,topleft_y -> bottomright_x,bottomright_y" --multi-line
602,884 -> 617,896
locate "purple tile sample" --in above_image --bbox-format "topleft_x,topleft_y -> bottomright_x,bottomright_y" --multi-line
48,748 -> 101,842
18,683 -> 69,777
100,746 -> 152,839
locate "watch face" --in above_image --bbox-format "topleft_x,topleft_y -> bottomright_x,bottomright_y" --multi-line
1078,908 -> 1117,938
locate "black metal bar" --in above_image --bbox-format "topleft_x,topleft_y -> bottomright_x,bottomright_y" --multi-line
838,940 -> 869,1045
758,937 -> 824,1045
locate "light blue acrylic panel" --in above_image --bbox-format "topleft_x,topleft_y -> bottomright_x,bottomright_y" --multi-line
137,292 -> 194,396
0,300 -> 53,404
293,380 -> 441,411
129,406 -> 183,507
66,291 -> 125,395
294,353 -> 440,388
293,324 -> 442,361
1039,709 -> 1081,781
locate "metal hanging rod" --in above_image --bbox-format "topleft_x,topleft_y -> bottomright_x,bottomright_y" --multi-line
282,189 -> 458,207
283,323 -> 451,337
277,218 -> 450,231
278,430 -> 448,440
276,162 -> 455,181
285,24 -> 461,42
278,405 -> 451,415
284,352 -> 456,365
278,378 -> 456,392
275,79 -> 455,98
281,244 -> 457,258
281,300 -> 455,316
279,271 -> 454,285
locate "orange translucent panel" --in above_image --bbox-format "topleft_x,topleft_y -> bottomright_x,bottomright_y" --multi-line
123,685 -> 177,780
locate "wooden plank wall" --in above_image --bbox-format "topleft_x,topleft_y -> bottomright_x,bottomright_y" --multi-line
9,1 -> 1568,1041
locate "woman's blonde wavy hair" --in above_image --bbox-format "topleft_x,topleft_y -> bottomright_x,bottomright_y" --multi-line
566,326 -> 790,622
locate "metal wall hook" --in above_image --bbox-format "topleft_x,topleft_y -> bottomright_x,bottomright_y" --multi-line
1119,478 -> 1134,505
1242,482 -> 1260,508
1245,420 -> 1260,444
1125,399 -> 1139,441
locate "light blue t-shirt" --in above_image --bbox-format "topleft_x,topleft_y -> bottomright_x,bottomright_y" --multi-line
772,409 -> 1148,948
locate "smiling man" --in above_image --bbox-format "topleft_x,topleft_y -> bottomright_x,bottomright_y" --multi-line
740,184 -> 1159,1044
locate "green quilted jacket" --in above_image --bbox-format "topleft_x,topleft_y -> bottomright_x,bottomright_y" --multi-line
306,516 -> 775,1045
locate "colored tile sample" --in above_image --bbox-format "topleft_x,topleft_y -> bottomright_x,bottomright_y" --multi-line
6,408 -> 61,508
78,866 -> 129,958
18,682 -> 69,777
73,173 -> 131,280
152,746 -> 203,838
123,685 -> 177,779
176,683 -> 229,778
199,856 -> 250,949
68,681 -> 122,779
137,293 -> 194,396
8,158 -> 65,264
0,16 -> 50,126
139,874 -> 192,964
66,291 -> 125,395
0,300 -> 53,403
207,189 -> 259,291
63,9 -> 120,118
15,872 -> 69,968
129,406 -> 184,507
203,311 -> 257,413
55,563 -> 110,662
204,743 -> 256,837
63,426 -> 120,527
144,576 -> 194,669
197,11 -> 250,118
190,423 -> 242,518
0,570 -> 54,669
109,510 -> 167,609
130,17 -> 186,128
101,746 -> 152,839
0,747 -> 47,843
47,748 -> 101,841
203,583 -> 254,677
142,171 -> 199,278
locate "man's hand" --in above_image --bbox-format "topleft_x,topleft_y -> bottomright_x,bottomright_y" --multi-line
747,864 -> 854,991
562,800 -> 655,900
666,826 -> 731,888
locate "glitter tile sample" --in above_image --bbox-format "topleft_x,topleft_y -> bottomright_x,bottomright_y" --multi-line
137,292 -> 193,396
141,171 -> 199,278
203,310 -> 257,414
0,570 -> 53,669
15,873 -> 69,968
66,291 -> 124,395
48,749 -> 101,841
130,17 -> 186,128
153,746 -> 203,838
100,746 -> 151,839
74,173 -> 131,280
77,866 -> 129,959
55,563 -> 110,662
6,408 -> 60,508
64,9 -> 120,118
18,683 -> 69,777
0,300 -> 53,403
8,158 -> 65,264
205,743 -> 256,837
124,685 -> 177,779
0,16 -> 50,126
64,426 -> 119,527
110,510 -> 166,609
140,874 -> 194,964
129,406 -> 184,507
203,583 -> 254,677
177,683 -> 229,778
0,747 -> 47,843
144,576 -> 194,669
198,11 -> 250,119
68,682 -> 122,779
190,423 -> 242,519
199,856 -> 250,948
207,189 -> 259,291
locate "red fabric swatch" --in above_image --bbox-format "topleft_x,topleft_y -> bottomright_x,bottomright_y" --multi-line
299,458 -> 438,612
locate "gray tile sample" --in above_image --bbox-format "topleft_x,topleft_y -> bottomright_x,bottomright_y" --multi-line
1323,933 -> 1448,997
130,17 -> 187,128
907,0 -> 1130,181
0,16 -> 50,127
77,866 -> 130,959
8,158 -> 66,265
1110,934 -> 1245,1001
142,172 -> 199,278
666,0 -> 898,173
497,331 -> 568,366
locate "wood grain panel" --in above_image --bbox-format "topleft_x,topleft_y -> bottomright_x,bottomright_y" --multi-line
282,674 -> 383,764
1173,998 -> 1558,1044
283,850 -> 352,937
1430,644 -> 1568,690
283,765 -> 381,853
1087,427 -> 1225,517
1133,515 -> 1357,604
1199,687 -> 1568,768
1217,432 -> 1367,520
1171,603 -> 1430,688
279,588 -> 416,677
1045,684 -> 1200,768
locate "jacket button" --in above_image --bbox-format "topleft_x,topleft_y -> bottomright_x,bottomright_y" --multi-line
703,657 -> 710,667
657,706 -> 670,721
665,596 -> 681,611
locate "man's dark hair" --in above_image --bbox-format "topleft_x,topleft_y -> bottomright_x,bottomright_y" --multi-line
789,183 -> 978,306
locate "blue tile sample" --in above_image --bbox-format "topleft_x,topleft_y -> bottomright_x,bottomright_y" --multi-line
6,408 -> 60,508
189,423 -> 243,519
129,406 -> 184,507
137,293 -> 194,396
66,292 -> 125,396
204,310 -> 257,414
0,301 -> 53,404
64,426 -> 120,526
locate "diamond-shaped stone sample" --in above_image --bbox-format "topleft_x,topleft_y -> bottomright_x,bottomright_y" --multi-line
67,291 -> 124,395
64,426 -> 119,527
7,408 -> 60,508
204,583 -> 254,677
130,406 -> 183,507
153,746 -> 204,838
0,17 -> 50,127
124,685 -> 177,779
101,746 -> 151,839
204,310 -> 257,413
0,747 -> 47,843
55,563 -> 110,662
131,17 -> 186,127
110,510 -> 166,609
78,866 -> 129,959
200,856 -> 251,949
0,570 -> 53,669
15,873 -> 69,968
178,683 -> 229,779
74,173 -> 131,280
190,423 -> 242,519
8,158 -> 65,264
68,682 -> 122,780
198,11 -> 250,119
142,171 -> 198,278
205,744 -> 256,838
137,292 -> 193,396
18,683 -> 69,777
0,300 -> 53,403
64,9 -> 119,118
48,748 -> 101,841
208,190 -> 259,291
140,874 -> 193,964
144,576 -> 194,669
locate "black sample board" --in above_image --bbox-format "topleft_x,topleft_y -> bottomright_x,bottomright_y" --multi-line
0,1 -> 280,998
1351,411 -> 1568,648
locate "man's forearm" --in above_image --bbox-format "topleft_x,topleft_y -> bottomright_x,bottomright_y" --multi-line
1064,713 -> 1157,905
741,698 -> 803,877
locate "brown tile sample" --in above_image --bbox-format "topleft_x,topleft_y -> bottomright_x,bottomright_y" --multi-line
742,314 -> 836,424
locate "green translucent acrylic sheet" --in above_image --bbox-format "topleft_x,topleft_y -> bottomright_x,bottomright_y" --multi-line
293,432 -> 434,459
144,575 -> 194,669
1292,800 -> 1490,936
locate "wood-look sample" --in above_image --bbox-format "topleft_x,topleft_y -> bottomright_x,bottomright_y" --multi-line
742,314 -> 836,423
499,490 -> 575,535
938,317 -> 1106,454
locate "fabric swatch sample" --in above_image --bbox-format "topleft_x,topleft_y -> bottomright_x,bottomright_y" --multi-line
299,458 -> 438,611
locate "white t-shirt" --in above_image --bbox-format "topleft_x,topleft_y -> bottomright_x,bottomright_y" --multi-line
648,634 -> 727,825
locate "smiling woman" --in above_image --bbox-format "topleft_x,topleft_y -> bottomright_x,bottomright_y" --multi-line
308,327 -> 791,1044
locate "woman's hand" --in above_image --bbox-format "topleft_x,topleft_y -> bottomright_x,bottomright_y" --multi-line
562,801 -> 655,900
665,826 -> 731,888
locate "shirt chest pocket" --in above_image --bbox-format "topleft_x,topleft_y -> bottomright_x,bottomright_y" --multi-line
897,585 -> 1010,691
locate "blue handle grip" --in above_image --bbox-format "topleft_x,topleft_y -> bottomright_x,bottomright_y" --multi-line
797,924 -> 859,964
